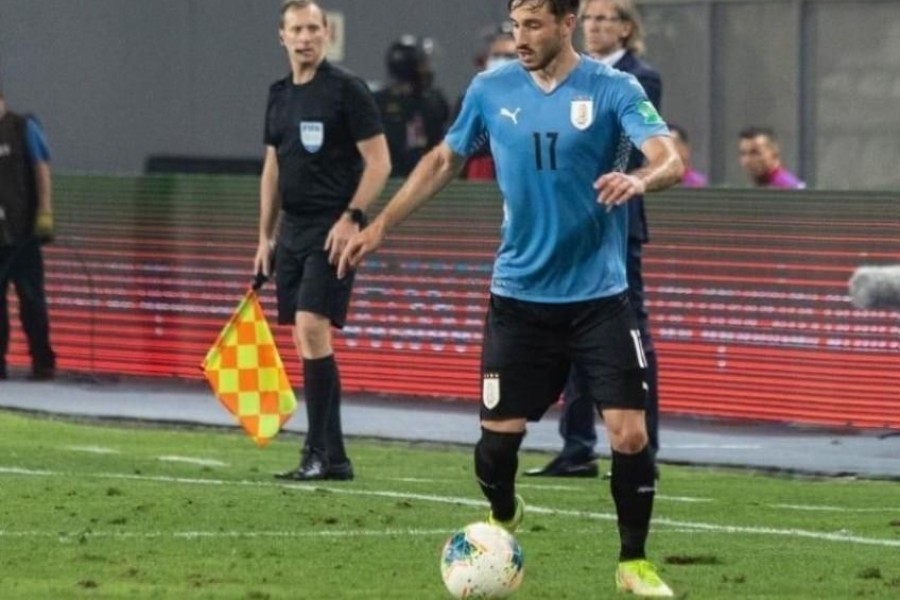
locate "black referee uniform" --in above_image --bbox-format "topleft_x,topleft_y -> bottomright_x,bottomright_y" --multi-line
265,60 -> 384,480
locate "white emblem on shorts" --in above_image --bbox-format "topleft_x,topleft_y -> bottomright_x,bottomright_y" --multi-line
482,373 -> 501,409
299,121 -> 324,153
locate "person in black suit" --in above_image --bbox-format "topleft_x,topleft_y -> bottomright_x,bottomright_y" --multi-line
526,0 -> 662,478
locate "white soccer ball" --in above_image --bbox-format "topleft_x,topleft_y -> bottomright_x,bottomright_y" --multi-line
440,521 -> 524,599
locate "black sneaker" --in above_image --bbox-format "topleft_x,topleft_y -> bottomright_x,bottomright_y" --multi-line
524,453 -> 599,478
275,450 -> 354,482
324,461 -> 354,481
0,366 -> 6,380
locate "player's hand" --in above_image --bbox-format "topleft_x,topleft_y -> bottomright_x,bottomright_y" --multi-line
253,239 -> 274,278
325,215 -> 359,266
594,172 -> 646,211
337,220 -> 385,280
35,209 -> 54,244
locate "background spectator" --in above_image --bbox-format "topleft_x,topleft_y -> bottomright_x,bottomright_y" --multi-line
738,126 -> 805,189
0,85 -> 56,381
669,124 -> 708,187
374,35 -> 450,177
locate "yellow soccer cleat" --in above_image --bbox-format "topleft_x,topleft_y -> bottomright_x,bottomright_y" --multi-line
616,559 -> 674,597
487,494 -> 525,533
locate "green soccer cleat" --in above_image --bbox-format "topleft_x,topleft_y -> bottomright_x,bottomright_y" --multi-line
487,494 -> 525,533
615,559 -> 674,597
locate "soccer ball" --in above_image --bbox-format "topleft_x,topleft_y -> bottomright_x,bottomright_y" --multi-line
440,521 -> 524,599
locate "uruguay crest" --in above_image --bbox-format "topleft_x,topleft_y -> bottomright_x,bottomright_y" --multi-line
482,373 -> 501,410
299,121 -> 324,153
571,99 -> 594,130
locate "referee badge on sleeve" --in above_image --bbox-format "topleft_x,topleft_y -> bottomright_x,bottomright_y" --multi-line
482,373 -> 501,409
299,121 -> 324,153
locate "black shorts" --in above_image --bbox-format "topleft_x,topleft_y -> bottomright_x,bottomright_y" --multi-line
274,217 -> 355,329
480,292 -> 648,421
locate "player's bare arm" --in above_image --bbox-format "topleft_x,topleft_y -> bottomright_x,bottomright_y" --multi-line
594,135 -> 684,208
326,133 -> 391,265
254,146 -> 281,277
337,141 -> 466,279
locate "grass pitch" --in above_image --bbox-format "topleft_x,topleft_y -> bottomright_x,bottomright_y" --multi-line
0,410 -> 898,599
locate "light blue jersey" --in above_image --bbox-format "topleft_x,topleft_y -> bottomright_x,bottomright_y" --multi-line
446,56 -> 668,303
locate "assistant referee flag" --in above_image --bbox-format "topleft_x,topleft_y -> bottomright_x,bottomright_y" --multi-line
201,287 -> 296,447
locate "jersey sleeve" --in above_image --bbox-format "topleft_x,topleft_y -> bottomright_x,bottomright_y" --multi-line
25,117 -> 51,164
343,77 -> 384,142
263,88 -> 279,147
444,77 -> 487,158
615,74 -> 669,151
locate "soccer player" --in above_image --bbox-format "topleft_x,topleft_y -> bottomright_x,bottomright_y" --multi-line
339,0 -> 682,596
255,0 -> 391,481
527,0 -> 665,480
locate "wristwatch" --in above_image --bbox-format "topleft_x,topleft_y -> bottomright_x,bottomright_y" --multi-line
345,208 -> 366,225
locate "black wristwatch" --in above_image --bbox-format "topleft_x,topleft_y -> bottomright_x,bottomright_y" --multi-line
344,208 -> 366,225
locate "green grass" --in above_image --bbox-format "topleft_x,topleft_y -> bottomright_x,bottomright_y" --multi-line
1,410 -> 898,599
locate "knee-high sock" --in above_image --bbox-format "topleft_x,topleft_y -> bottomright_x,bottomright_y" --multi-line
324,361 -> 347,464
303,355 -> 337,455
474,428 -> 524,521
610,445 -> 656,561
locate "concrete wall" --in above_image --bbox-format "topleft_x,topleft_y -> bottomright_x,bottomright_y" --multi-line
2,0 -> 899,189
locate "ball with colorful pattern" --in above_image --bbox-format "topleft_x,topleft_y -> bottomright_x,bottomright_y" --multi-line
440,521 -> 524,598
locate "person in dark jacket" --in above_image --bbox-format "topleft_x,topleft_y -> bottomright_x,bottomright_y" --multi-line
0,87 -> 56,381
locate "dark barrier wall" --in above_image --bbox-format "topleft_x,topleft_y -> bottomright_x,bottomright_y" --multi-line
4,176 -> 898,429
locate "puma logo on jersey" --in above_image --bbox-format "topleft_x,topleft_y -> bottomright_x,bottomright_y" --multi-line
500,107 -> 521,125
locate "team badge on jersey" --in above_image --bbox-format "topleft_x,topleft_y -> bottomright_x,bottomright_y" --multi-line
637,101 -> 663,126
299,121 -> 324,153
482,373 -> 501,410
570,99 -> 594,130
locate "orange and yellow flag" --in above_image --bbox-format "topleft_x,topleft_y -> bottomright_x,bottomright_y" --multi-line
201,289 -> 297,447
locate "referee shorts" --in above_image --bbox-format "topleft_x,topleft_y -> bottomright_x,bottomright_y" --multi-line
480,292 -> 648,421
275,245 -> 355,329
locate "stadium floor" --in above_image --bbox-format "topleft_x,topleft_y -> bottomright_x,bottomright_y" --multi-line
1,375 -> 898,479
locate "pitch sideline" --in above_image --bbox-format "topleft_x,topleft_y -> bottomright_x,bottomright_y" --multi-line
1,465 -> 898,548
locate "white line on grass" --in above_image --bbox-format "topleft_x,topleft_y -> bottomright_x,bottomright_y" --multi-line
516,483 -> 583,492
2,466 -> 899,548
656,495 -> 714,504
65,446 -> 120,455
0,528 -> 453,540
156,456 -> 228,467
769,503 -> 899,513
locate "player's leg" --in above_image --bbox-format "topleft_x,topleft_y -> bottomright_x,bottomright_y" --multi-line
627,240 -> 660,457
13,240 -> 55,379
290,250 -> 355,480
572,293 -> 671,597
477,295 -> 568,530
292,310 -> 337,475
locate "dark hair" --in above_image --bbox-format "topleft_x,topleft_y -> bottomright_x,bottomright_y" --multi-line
739,126 -> 777,142
508,0 -> 581,19
386,36 -> 430,87
280,0 -> 327,28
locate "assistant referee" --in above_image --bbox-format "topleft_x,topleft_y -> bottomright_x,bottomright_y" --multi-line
255,0 -> 391,481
